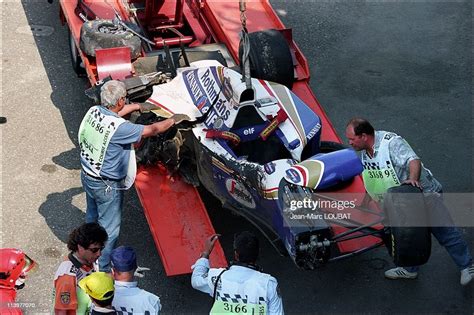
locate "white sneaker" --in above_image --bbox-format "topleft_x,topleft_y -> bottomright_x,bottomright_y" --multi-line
460,265 -> 474,286
384,267 -> 418,279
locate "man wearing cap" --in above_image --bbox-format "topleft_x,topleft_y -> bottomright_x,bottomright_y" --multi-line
110,246 -> 162,314
191,231 -> 284,315
78,272 -> 116,314
53,223 -> 108,315
79,80 -> 190,272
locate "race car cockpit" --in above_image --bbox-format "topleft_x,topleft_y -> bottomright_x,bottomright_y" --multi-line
190,65 -> 322,165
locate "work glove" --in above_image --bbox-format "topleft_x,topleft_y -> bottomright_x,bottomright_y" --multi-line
134,266 -> 151,278
139,102 -> 160,113
171,113 -> 192,125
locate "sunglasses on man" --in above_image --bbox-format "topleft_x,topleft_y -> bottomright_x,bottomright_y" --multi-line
87,246 -> 105,253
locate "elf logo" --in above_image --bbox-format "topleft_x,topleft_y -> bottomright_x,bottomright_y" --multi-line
243,127 -> 255,136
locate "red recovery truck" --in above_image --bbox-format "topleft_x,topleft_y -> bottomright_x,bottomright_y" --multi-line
57,0 -> 430,276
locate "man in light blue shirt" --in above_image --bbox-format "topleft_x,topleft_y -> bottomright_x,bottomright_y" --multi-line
111,246 -> 161,314
192,232 -> 284,314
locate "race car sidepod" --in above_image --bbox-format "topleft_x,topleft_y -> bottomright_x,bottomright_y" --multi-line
284,148 -> 363,190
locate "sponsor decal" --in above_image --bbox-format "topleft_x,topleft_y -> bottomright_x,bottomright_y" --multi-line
197,95 -> 208,110
200,68 -> 220,103
222,76 -> 233,100
60,292 -> 71,305
306,123 -> 321,140
243,127 -> 255,136
225,178 -> 256,209
184,69 -> 205,106
184,67 -> 225,119
264,162 -> 276,175
214,99 -> 230,120
285,168 -> 301,184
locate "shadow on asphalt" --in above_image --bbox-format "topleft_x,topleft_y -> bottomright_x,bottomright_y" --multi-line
52,147 -> 81,171
38,187 -> 86,243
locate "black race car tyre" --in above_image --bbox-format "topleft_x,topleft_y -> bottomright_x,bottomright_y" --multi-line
80,19 -> 142,59
383,184 -> 431,266
69,28 -> 86,76
242,29 -> 294,89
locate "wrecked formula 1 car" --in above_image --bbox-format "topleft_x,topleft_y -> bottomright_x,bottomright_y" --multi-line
134,60 -> 366,269
125,59 -> 430,270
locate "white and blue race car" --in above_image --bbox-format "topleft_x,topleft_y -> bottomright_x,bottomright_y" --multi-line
132,59 -> 392,269
87,49 -> 429,271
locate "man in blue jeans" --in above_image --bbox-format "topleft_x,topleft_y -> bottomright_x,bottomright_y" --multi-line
79,80 -> 189,271
345,118 -> 473,285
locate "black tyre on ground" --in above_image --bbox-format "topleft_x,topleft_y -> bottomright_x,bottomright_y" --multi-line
241,29 -> 295,89
383,184 -> 431,266
69,28 -> 86,77
80,19 -> 142,59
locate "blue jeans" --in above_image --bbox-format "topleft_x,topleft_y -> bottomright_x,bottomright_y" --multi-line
405,193 -> 472,272
81,171 -> 124,272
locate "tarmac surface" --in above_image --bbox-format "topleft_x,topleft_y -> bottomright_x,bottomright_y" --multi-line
1,0 -> 472,313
